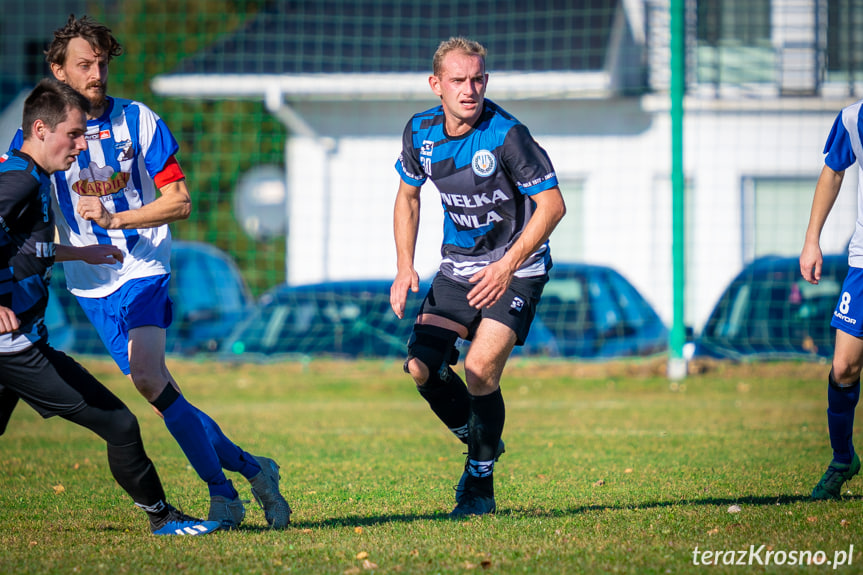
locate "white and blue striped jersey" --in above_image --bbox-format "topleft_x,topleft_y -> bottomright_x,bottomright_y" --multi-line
395,99 -> 558,282
10,96 -> 178,298
823,100 -> 863,268
0,150 -> 55,352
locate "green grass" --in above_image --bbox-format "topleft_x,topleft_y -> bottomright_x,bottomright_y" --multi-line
1,357 -> 860,574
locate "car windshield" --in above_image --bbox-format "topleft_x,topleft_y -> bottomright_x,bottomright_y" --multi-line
703,259 -> 843,355
230,285 -> 412,357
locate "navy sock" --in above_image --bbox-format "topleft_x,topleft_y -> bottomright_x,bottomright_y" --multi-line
827,371 -> 860,464
195,407 -> 262,479
152,385 -> 235,498
466,388 -> 505,493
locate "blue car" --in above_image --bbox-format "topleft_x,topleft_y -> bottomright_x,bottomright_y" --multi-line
223,279 -> 424,359
522,262 -> 668,359
224,262 -> 667,360
693,254 -> 848,360
48,240 -> 252,356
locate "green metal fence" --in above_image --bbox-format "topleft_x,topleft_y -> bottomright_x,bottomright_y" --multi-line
2,1 -> 861,364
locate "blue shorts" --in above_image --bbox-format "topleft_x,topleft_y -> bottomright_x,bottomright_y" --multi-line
76,274 -> 173,375
831,267 -> 863,337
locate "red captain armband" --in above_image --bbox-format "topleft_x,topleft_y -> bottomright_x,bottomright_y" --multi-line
153,156 -> 185,188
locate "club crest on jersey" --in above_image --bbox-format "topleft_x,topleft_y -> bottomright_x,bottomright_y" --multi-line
115,140 -> 134,161
472,150 -> 496,177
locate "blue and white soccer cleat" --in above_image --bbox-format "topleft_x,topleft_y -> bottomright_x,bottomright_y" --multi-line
151,507 -> 221,536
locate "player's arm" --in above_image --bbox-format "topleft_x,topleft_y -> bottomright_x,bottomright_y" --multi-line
467,186 -> 566,309
800,165 -> 845,284
390,179 -> 422,319
55,243 -> 124,265
76,156 -> 191,230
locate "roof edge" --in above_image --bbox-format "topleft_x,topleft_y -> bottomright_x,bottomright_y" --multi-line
150,71 -> 614,101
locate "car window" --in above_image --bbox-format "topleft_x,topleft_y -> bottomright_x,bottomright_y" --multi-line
606,269 -> 653,327
702,258 -> 845,356
589,273 -> 623,335
230,285 -> 411,357
538,275 -> 591,335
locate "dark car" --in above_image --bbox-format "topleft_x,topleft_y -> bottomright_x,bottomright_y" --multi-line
224,262 -> 667,361
522,262 -> 668,358
48,240 -> 251,356
223,279 -> 423,359
693,254 -> 848,360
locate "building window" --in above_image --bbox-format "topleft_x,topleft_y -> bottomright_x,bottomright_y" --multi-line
553,178 -> 585,262
741,176 -> 813,262
826,0 -> 863,86
695,0 -> 774,88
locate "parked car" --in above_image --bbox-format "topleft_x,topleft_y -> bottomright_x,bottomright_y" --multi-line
693,254 -> 848,360
222,279 -> 423,359
224,262 -> 667,361
522,262 -> 668,358
48,240 -> 252,356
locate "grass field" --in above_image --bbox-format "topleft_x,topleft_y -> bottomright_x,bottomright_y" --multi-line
0,356 -> 860,574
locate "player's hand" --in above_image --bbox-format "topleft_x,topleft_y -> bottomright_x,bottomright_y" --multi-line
76,244 -> 124,265
0,306 -> 19,335
467,260 -> 514,309
800,242 -> 823,285
390,268 -> 420,319
77,195 -> 114,229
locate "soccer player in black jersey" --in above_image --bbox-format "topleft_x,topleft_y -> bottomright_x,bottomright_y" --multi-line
0,78 -> 219,535
390,37 -> 566,516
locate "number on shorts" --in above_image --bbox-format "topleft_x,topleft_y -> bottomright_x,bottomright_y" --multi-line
840,291 -> 852,315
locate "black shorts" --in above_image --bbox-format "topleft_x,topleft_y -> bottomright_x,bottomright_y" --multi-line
0,341 -> 126,420
418,272 -> 548,345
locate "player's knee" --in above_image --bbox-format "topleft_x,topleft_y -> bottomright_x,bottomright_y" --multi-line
128,369 -> 165,401
464,357 -> 492,385
109,409 -> 142,444
404,324 -> 460,386
831,361 -> 862,386
405,357 -> 430,385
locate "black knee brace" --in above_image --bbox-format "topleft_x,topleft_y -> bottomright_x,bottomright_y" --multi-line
404,324 -> 460,376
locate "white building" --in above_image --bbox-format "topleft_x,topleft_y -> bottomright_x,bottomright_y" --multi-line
148,0 -> 860,333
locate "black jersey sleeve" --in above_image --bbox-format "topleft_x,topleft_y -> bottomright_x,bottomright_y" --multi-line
500,124 -> 557,195
0,170 -> 37,235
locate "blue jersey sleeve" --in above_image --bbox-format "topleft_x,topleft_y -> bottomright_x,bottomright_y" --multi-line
395,118 -> 427,187
823,111 -> 857,172
7,128 -> 23,154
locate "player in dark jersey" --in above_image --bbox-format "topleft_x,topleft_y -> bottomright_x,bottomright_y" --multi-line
0,78 -> 219,536
390,37 -> 566,517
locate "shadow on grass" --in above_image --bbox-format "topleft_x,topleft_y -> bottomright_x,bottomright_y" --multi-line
281,494 -> 863,529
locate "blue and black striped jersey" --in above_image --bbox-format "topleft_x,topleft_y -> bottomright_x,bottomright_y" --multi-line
396,99 -> 559,281
0,149 -> 54,352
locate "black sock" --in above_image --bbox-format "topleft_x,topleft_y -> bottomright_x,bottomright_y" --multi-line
466,388 -> 505,495
107,440 -> 168,509
417,365 -> 471,438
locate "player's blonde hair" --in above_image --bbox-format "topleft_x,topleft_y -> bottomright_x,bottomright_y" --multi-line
432,37 -> 487,77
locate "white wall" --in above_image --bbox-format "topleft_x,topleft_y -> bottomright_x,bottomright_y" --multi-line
281,95 -> 858,332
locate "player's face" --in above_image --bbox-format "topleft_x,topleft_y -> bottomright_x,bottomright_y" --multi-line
430,52 -> 487,135
51,37 -> 110,116
41,106 -> 88,174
